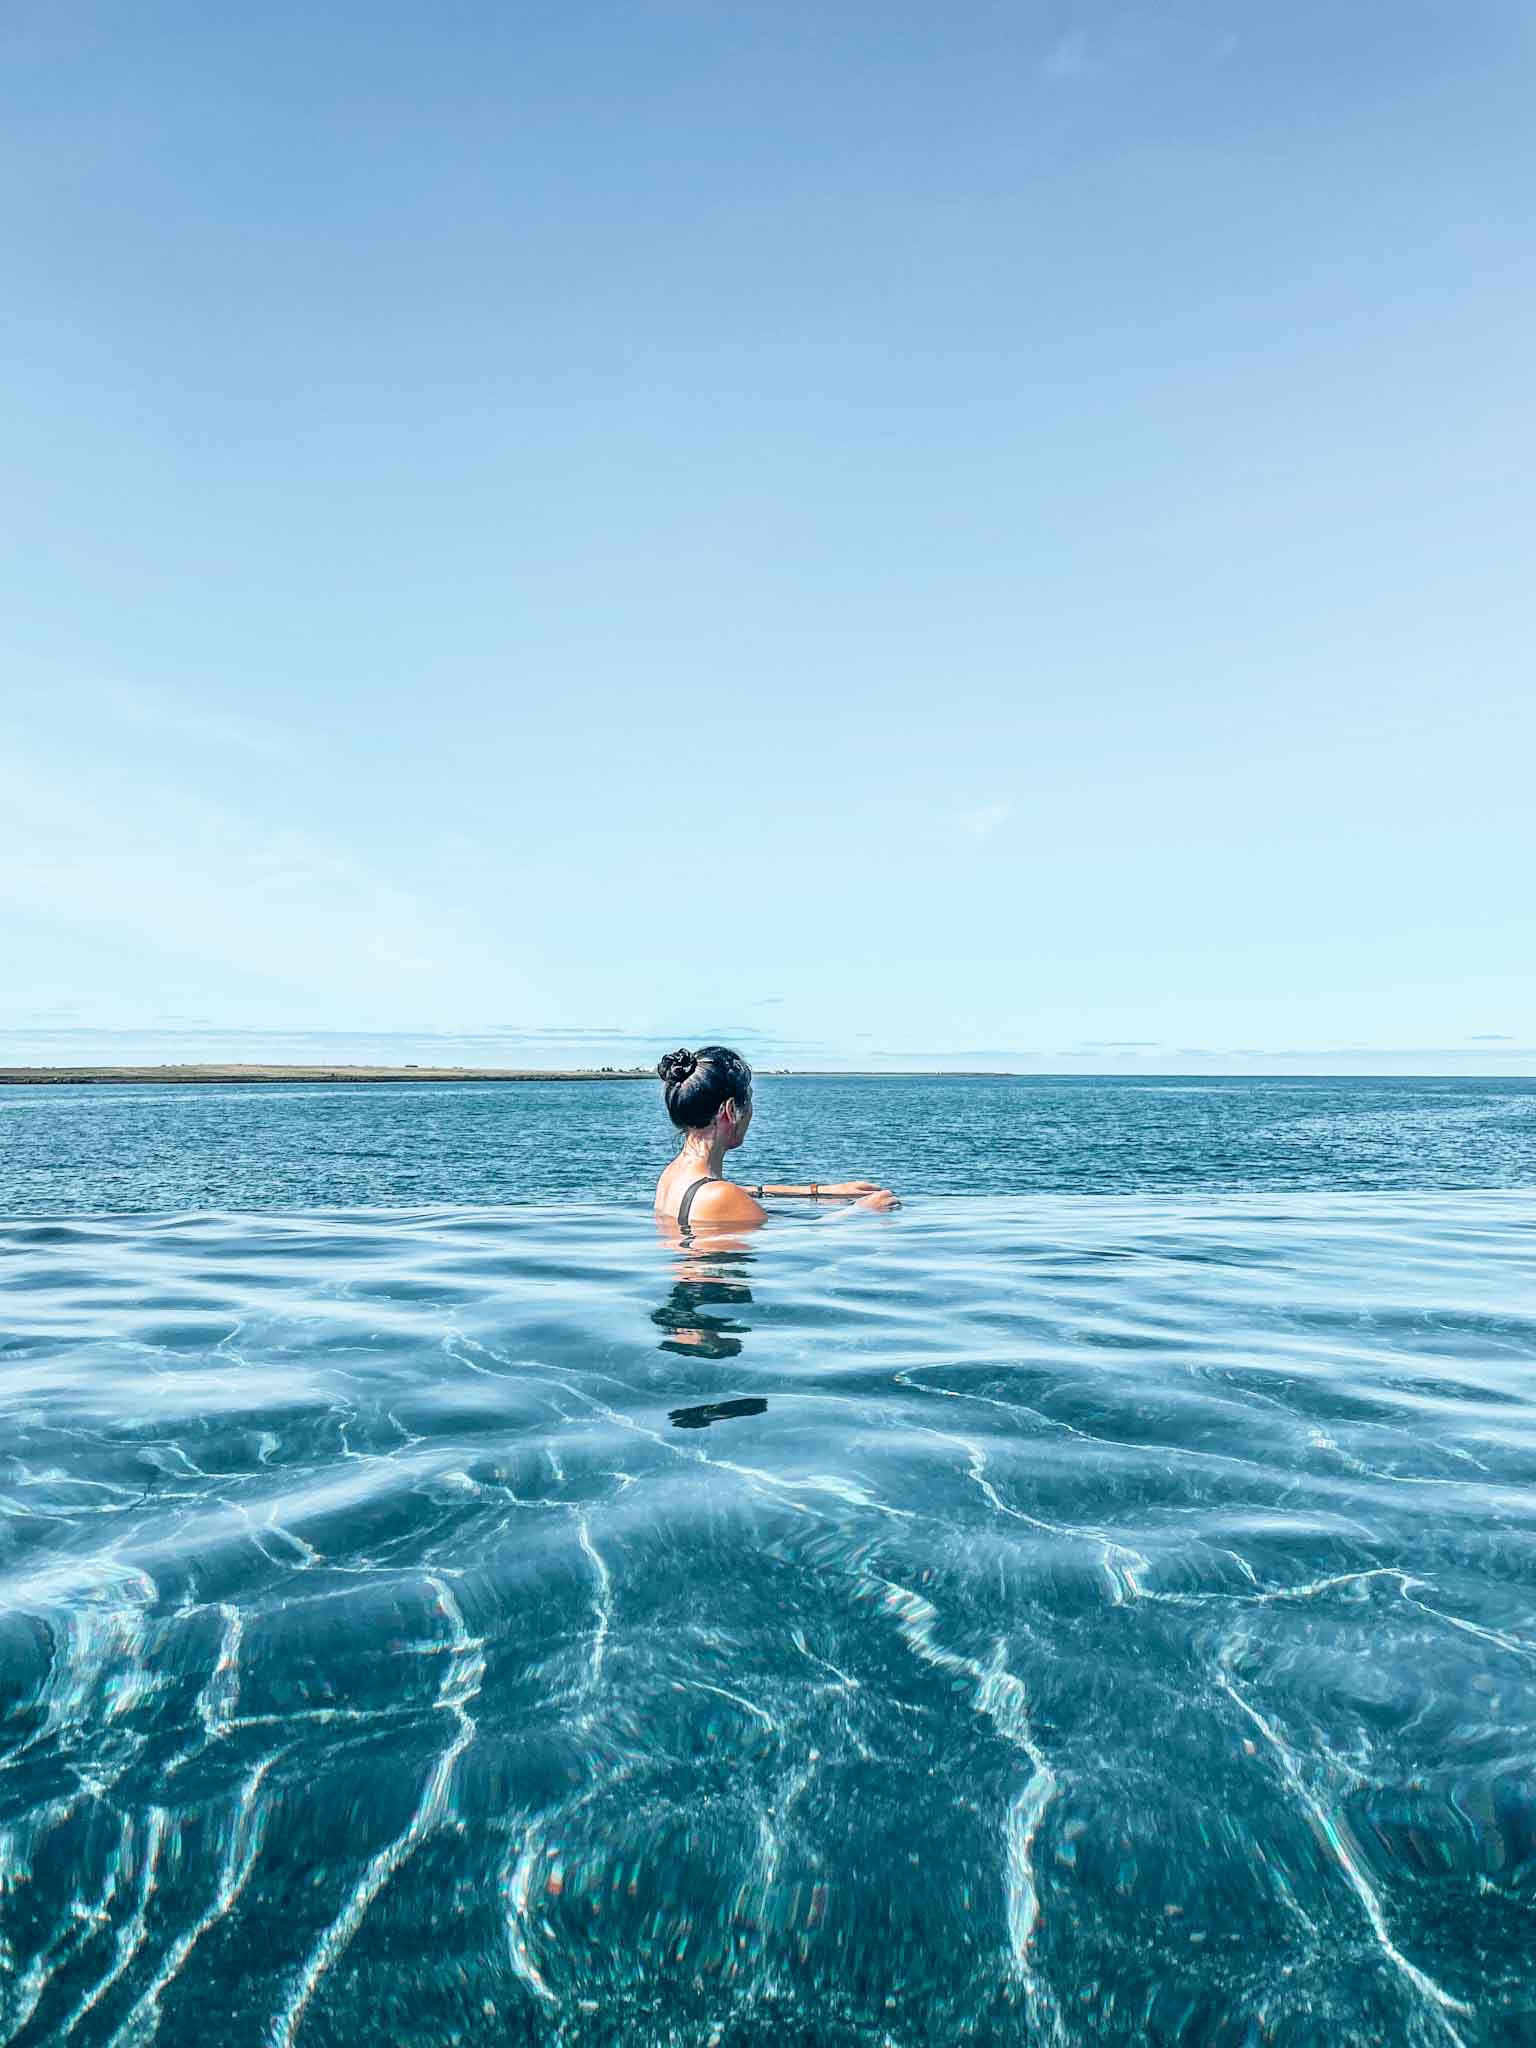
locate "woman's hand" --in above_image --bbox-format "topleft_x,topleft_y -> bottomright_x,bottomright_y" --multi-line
825,1180 -> 883,1197
854,1189 -> 900,1211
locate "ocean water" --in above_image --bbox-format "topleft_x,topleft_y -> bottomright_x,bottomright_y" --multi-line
2,1084 -> 1536,2046
3,1074 -> 1535,1213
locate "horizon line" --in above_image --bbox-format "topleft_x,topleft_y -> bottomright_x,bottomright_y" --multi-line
4,1064 -> 1536,1087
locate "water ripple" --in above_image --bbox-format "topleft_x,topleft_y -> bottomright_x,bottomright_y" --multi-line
0,1194 -> 1533,2044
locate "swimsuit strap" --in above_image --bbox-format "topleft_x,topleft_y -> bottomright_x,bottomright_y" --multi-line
677,1175 -> 724,1230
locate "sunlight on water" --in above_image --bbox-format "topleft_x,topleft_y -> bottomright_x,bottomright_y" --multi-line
1,1194 -> 1534,2045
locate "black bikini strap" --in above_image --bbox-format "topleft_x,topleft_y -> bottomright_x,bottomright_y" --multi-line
677,1175 -> 723,1229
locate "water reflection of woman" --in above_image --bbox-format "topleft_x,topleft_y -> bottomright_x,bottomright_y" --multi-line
651,1254 -> 753,1360
653,1241 -> 770,1428
652,1046 -> 899,1231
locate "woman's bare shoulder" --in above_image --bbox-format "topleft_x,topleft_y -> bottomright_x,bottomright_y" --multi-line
684,1181 -> 767,1226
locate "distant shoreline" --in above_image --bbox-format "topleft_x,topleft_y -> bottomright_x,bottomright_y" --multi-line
0,1065 -> 1011,1085
0,1066 -> 1528,1088
0,1065 -> 658,1086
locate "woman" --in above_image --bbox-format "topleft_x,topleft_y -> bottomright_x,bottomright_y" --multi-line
653,1046 -> 899,1229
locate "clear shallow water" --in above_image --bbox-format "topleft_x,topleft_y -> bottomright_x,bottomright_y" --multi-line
4,1074 -> 1536,1213
2,1194 -> 1535,2046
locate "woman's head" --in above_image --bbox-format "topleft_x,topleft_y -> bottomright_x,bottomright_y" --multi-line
657,1045 -> 753,1147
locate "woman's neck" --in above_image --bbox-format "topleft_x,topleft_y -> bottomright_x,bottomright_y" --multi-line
680,1131 -> 728,1177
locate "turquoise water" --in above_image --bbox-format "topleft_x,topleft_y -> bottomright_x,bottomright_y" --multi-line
2,1083 -> 1536,2044
4,1074 -> 1535,1212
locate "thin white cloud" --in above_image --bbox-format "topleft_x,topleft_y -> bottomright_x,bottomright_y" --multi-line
1042,30 -> 1091,82
1040,13 -> 1242,89
933,800 -> 1014,852
1202,1046 -> 1536,1062
0,738 -> 496,1016
111,679 -> 290,757
11,668 -> 292,758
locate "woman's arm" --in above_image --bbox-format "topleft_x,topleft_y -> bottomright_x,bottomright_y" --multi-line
753,1180 -> 899,1211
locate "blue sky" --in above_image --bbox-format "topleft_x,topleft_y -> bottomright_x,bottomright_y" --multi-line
3,1 -> 1533,1073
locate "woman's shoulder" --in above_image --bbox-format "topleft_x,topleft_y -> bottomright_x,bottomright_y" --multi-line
681,1179 -> 765,1225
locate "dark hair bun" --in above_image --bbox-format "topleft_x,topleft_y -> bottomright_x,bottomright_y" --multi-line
656,1044 -> 752,1128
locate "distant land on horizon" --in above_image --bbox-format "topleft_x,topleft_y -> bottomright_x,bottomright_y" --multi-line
0,1065 -> 1015,1085
1,1065 -> 658,1086
3,1066 -> 1535,1088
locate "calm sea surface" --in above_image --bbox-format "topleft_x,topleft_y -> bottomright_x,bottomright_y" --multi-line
2,1081 -> 1535,2045
3,1074 -> 1536,1212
